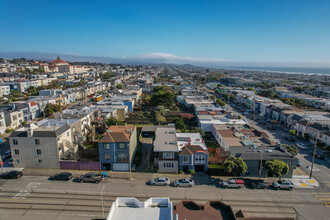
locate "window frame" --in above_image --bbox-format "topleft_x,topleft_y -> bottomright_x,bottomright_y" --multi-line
163,152 -> 174,159
36,149 -> 41,156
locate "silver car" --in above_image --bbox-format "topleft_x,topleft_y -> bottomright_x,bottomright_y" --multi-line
272,180 -> 294,190
173,178 -> 194,187
150,177 -> 170,186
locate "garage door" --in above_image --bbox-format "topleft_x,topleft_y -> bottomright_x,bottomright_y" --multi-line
195,165 -> 204,172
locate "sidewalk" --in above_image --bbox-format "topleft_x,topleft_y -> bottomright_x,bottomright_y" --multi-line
289,175 -> 319,188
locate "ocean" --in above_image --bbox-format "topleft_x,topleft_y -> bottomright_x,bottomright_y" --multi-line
221,66 -> 330,75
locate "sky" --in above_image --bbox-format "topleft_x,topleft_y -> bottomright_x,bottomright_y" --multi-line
0,0 -> 330,66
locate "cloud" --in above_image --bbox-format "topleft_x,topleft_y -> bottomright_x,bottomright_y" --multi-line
128,52 -> 229,64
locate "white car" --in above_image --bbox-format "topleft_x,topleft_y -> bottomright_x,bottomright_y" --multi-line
296,143 -> 307,150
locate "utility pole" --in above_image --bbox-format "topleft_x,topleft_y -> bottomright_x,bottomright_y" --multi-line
253,98 -> 256,128
259,149 -> 263,179
310,133 -> 318,179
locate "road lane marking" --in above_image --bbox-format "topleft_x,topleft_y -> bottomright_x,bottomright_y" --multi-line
12,182 -> 41,200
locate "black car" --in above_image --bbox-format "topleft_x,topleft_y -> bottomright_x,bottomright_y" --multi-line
0,171 -> 23,179
247,180 -> 268,189
50,172 -> 73,181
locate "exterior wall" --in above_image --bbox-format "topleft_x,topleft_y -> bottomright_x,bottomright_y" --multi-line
5,111 -> 24,129
10,136 -> 60,169
0,112 -> 6,134
129,127 -> 137,163
60,161 -> 101,171
158,160 -> 178,173
0,85 -> 10,96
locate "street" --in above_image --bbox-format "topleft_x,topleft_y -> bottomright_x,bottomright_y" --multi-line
0,174 -> 328,220
226,103 -> 330,192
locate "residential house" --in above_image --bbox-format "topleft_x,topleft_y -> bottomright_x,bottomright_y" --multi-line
98,125 -> 137,171
153,127 -> 179,173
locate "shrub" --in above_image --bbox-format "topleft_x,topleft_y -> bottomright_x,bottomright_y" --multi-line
189,169 -> 195,174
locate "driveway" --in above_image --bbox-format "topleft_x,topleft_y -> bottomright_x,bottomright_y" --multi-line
136,138 -> 153,172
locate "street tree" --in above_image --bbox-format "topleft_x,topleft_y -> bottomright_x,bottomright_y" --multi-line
223,156 -> 247,179
265,160 -> 289,180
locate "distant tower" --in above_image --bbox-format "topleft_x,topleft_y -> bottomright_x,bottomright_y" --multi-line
57,56 -> 61,60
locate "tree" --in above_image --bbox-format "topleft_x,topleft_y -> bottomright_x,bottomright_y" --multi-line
282,144 -> 299,156
150,86 -> 175,107
155,111 -> 166,125
190,127 -> 204,137
289,129 -> 296,136
116,84 -> 123,89
44,104 -> 61,116
223,156 -> 247,179
106,117 -> 117,126
157,105 -> 166,116
210,95 -> 216,101
237,115 -> 242,119
260,89 -> 276,98
179,113 -> 194,121
216,99 -> 225,107
265,160 -> 289,180
172,117 -> 187,131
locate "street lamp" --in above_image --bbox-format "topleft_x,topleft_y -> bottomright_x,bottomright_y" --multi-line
101,185 -> 106,219
309,133 -> 319,179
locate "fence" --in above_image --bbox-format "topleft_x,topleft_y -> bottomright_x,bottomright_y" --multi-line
60,161 -> 101,171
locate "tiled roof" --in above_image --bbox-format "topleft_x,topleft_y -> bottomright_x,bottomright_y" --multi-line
180,145 -> 206,156
99,125 -> 135,143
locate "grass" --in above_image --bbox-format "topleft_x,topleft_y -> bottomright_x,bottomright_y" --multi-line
208,163 -> 224,169
204,140 -> 219,148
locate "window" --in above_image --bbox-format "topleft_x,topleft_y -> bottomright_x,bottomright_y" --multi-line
36,149 -> 41,155
67,132 -> 69,137
117,153 -> 128,162
14,149 -> 19,155
16,159 -> 20,164
104,154 -> 110,160
13,139 -> 18,145
117,143 -> 127,150
163,152 -> 174,159
195,155 -> 206,163
183,156 -> 189,163
35,139 -> 40,145
103,143 -> 110,150
38,160 -> 42,164
163,163 -> 173,168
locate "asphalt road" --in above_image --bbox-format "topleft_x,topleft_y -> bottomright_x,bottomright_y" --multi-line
0,175 -> 328,220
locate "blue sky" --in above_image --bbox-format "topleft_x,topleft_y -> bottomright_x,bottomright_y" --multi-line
0,0 -> 330,66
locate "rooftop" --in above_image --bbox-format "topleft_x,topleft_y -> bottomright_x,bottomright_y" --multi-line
153,127 -> 178,152
107,197 -> 172,220
99,125 -> 135,143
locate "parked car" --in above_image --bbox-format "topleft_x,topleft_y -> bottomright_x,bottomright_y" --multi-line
297,160 -> 302,167
314,151 -> 325,160
296,143 -> 307,150
50,172 -> 73,181
0,171 -> 23,179
285,136 -> 295,142
78,172 -> 103,183
149,177 -> 170,186
246,179 -> 268,189
222,179 -> 245,189
173,178 -> 194,187
272,180 -> 294,190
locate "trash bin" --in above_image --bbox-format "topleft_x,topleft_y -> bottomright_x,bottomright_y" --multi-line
131,164 -> 135,172
101,172 -> 108,178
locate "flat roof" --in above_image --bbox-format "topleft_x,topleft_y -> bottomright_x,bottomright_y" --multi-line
153,127 -> 178,152
107,198 -> 172,220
